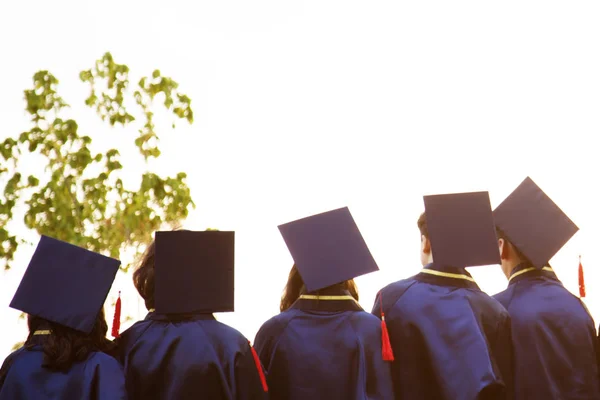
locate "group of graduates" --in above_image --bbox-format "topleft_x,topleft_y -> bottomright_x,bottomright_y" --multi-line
0,175 -> 598,400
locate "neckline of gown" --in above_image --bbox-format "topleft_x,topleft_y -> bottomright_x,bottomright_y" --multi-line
507,263 -> 559,286
146,312 -> 216,322
291,289 -> 364,312
414,263 -> 481,290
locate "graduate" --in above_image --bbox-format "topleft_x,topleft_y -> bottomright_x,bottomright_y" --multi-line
493,177 -> 600,399
0,235 -> 126,400
115,230 -> 268,400
254,207 -> 394,400
372,192 -> 514,400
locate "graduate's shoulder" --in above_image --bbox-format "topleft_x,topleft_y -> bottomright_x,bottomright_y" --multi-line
466,288 -> 510,317
206,319 -> 251,344
256,310 -> 296,337
119,316 -> 154,336
84,351 -> 123,370
347,310 -> 384,336
498,279 -> 590,322
115,317 -> 155,348
492,285 -> 514,309
348,309 -> 383,325
1,346 -> 33,371
378,277 -> 417,299
2,346 -> 28,363
376,277 -> 419,309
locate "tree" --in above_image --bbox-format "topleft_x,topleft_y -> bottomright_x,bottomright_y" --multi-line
0,52 -> 195,270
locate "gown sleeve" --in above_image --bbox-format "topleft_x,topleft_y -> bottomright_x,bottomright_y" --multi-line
371,292 -> 382,319
0,349 -> 23,391
254,317 -> 286,370
493,314 -> 514,400
234,344 -> 268,400
363,320 -> 395,399
84,355 -> 127,400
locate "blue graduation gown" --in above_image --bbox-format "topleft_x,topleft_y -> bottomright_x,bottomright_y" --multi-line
254,289 -> 394,399
494,264 -> 600,399
0,336 -> 126,400
372,263 -> 514,400
116,312 -> 267,400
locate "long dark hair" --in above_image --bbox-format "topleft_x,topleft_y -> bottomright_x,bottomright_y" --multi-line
23,308 -> 114,371
279,264 -> 359,312
133,239 -> 156,311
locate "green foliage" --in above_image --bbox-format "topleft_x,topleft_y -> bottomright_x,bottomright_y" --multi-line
0,52 -> 195,270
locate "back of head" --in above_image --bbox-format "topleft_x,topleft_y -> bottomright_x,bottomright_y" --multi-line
496,227 -> 552,269
417,212 -> 432,266
25,308 -> 113,371
417,212 -> 428,238
495,227 -> 529,265
133,240 -> 156,311
279,264 -> 359,312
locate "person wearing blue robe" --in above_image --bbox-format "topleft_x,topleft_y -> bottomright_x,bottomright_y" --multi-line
372,192 -> 514,400
0,235 -> 126,400
115,230 -> 268,400
254,207 -> 394,400
492,177 -> 600,399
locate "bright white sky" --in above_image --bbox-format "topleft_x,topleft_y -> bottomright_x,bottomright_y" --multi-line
1,0 -> 600,362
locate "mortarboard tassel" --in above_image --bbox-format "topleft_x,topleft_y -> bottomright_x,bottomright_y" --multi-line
111,291 -> 122,338
248,341 -> 268,392
380,293 -> 394,361
579,255 -> 586,298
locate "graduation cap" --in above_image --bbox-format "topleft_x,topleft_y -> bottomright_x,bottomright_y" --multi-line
424,191 -> 501,268
154,230 -> 235,314
10,235 -> 120,333
278,207 -> 379,292
493,177 -> 578,268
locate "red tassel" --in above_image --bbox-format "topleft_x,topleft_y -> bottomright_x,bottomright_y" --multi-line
249,341 -> 268,392
579,255 -> 586,298
381,315 -> 394,361
379,293 -> 394,361
111,291 -> 122,338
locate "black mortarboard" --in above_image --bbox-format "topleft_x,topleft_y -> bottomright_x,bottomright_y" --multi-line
10,235 -> 120,333
278,207 -> 379,292
424,191 -> 501,268
493,177 -> 578,268
154,230 -> 234,314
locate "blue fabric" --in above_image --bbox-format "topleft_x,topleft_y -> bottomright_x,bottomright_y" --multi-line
494,264 -> 600,399
372,263 -> 514,400
0,345 -> 126,400
254,289 -> 394,399
116,312 -> 267,400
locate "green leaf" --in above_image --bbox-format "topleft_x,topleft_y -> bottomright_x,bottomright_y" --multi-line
1,51 -> 195,287
27,176 -> 39,187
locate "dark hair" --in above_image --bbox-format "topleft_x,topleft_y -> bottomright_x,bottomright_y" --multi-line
495,227 -> 543,268
279,264 -> 359,312
417,212 -> 428,238
133,239 -> 156,310
24,308 -> 115,371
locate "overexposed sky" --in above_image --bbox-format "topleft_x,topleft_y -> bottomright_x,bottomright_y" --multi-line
1,1 -> 600,361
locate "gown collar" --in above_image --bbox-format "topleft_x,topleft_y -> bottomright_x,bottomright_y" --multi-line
414,263 -> 481,290
508,262 -> 558,286
145,310 -> 216,322
291,288 -> 363,312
